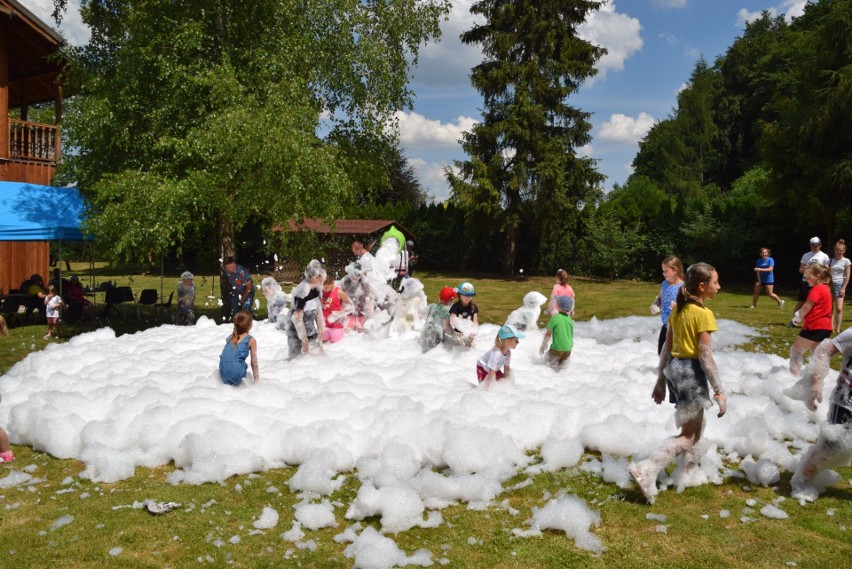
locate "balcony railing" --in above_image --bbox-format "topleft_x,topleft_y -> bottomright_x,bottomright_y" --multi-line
9,119 -> 60,163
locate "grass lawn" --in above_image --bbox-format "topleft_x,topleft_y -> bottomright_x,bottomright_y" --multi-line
0,266 -> 850,568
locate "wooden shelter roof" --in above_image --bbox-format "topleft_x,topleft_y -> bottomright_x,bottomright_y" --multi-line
282,219 -> 416,241
2,0 -> 69,106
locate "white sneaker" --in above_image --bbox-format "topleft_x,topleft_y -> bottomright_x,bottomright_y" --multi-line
749,305 -> 755,309
779,300 -> 785,309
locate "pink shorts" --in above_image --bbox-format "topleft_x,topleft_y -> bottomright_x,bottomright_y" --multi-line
323,327 -> 344,343
346,315 -> 365,329
476,364 -> 505,383
47,317 -> 59,325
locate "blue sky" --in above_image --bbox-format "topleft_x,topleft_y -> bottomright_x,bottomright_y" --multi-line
25,0 -> 809,201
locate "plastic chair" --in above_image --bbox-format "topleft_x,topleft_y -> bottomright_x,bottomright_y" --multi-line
156,291 -> 174,322
136,289 -> 159,319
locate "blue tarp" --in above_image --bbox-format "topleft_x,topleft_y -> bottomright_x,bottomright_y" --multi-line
0,181 -> 87,241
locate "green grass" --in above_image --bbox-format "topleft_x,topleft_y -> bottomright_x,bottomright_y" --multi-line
1,266 -> 850,568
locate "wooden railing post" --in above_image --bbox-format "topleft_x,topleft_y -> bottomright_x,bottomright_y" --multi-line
0,25 -> 9,161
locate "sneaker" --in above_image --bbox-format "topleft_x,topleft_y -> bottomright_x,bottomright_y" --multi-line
43,333 -> 51,339
749,305 -> 755,309
779,300 -> 785,309
787,321 -> 796,328
0,451 -> 14,463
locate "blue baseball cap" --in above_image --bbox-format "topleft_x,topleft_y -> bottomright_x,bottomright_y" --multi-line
498,324 -> 525,340
458,282 -> 476,296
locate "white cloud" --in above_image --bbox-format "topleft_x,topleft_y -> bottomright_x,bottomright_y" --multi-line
675,82 -> 688,95
395,111 -> 478,150
577,144 -> 594,158
654,0 -> 688,8
23,0 -> 90,46
597,112 -> 656,143
578,1 -> 643,82
408,158 -> 455,202
659,32 -> 679,46
411,1 -> 484,88
736,1 -> 807,27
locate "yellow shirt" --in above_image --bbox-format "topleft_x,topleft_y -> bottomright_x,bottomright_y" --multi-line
668,302 -> 717,359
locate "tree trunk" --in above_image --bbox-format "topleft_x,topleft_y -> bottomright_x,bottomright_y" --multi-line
503,226 -> 516,275
218,213 -> 235,321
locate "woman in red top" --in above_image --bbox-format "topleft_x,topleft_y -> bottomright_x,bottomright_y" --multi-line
322,274 -> 353,344
789,264 -> 833,377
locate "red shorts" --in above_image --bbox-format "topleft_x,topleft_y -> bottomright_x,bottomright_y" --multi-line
476,364 -> 505,383
47,317 -> 59,325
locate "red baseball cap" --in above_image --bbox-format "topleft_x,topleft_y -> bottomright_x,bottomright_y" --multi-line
439,286 -> 457,303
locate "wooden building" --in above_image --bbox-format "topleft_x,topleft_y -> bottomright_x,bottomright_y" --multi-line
0,0 -> 72,293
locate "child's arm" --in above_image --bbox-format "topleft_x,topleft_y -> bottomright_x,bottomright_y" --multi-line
472,312 -> 479,326
792,299 -> 815,325
650,295 -> 661,315
539,329 -> 552,355
315,309 -> 324,342
248,337 -> 259,382
698,332 -> 726,417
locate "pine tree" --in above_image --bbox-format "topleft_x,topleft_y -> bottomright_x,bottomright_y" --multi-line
448,0 -> 605,273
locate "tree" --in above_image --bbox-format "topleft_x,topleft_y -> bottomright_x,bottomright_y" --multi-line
52,0 -> 449,263
448,0 -> 605,274
759,0 -> 852,240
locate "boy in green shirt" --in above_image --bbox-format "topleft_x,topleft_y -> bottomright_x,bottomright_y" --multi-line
540,295 -> 574,369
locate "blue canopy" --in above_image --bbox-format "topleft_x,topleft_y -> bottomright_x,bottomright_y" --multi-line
0,181 -> 87,241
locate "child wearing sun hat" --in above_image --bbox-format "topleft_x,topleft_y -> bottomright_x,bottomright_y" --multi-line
477,324 -> 525,387
449,281 -> 479,347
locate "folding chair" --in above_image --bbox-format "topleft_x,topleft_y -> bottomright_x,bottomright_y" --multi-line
100,286 -> 135,324
155,291 -> 174,322
1,296 -> 24,327
136,289 -> 159,319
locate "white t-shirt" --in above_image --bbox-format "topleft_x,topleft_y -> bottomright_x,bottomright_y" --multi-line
829,257 -> 851,286
45,295 -> 62,318
800,250 -> 830,281
477,347 -> 511,372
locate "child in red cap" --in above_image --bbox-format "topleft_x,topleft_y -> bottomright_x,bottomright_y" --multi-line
419,286 -> 456,352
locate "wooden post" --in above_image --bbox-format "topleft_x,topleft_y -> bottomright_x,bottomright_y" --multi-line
55,82 -> 62,164
0,23 -> 9,161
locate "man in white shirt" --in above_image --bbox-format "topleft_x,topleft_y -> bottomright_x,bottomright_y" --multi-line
790,237 -> 831,326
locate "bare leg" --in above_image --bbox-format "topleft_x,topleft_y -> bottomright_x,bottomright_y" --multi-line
764,284 -> 783,307
833,297 -> 844,334
0,427 -> 10,453
751,283 -> 761,307
630,413 -> 703,504
789,337 -> 817,377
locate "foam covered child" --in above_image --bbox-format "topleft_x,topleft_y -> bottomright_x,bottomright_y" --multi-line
287,259 -> 326,357
539,295 -> 574,370
176,271 -> 196,325
261,276 -> 289,330
477,324 -> 525,388
419,286 -> 456,352
505,290 -> 548,331
322,273 -> 353,344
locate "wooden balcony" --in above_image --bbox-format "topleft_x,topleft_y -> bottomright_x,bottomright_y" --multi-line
9,118 -> 59,162
0,119 -> 60,185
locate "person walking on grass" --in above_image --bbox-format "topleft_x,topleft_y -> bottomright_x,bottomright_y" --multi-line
44,285 -> 63,339
630,263 -> 727,504
540,295 -> 574,370
829,239 -> 850,334
751,247 -> 784,309
219,310 -> 259,386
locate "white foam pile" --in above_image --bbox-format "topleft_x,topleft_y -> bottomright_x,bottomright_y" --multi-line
0,313 -> 837,556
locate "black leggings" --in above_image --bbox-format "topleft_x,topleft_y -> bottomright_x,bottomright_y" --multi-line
657,324 -> 668,355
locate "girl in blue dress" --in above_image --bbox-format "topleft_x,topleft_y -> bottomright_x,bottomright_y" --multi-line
219,311 -> 259,386
650,256 -> 684,354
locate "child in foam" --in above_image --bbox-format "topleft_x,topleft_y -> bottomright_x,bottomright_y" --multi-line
788,326 -> 852,502
650,256 -> 684,355
539,295 -> 574,370
287,259 -> 326,357
340,261 -> 376,332
477,325 -> 524,388
218,310 -> 259,386
546,269 -> 575,316
176,271 -> 196,325
260,276 -> 289,330
505,290 -> 548,331
449,281 -> 479,347
419,286 -> 456,353
630,262 -> 727,505
322,273 -> 353,344
389,277 -> 427,336
789,264 -> 833,377
43,284 -> 64,339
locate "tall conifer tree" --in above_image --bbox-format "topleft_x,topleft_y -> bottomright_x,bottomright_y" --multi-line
448,0 -> 605,273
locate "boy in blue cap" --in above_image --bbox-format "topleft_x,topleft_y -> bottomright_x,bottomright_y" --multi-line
477,324 -> 525,387
450,281 -> 479,347
540,295 -> 574,369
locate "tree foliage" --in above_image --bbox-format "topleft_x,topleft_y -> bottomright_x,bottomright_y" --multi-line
53,0 -> 449,261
